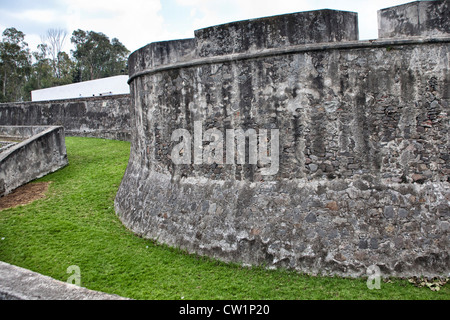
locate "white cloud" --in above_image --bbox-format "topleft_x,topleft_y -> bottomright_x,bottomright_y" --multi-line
1,0 -> 420,55
173,0 -> 230,31
237,0 -> 311,18
10,9 -> 58,24
62,0 -> 167,52
172,0 -> 410,40
175,0 -> 207,6
352,0 -> 409,40
1,0 -> 169,53
25,34 -> 43,51
174,0 -> 323,29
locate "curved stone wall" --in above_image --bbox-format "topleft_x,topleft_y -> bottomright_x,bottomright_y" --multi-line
0,126 -> 68,197
115,5 -> 450,277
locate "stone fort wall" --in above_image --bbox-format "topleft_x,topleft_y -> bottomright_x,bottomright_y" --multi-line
115,1 -> 450,277
0,94 -> 131,141
0,1 -> 447,278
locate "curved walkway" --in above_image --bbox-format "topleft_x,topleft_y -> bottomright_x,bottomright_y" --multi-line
0,261 -> 129,300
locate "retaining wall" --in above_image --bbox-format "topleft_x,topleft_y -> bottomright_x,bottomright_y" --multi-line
0,126 -> 68,197
0,94 -> 131,141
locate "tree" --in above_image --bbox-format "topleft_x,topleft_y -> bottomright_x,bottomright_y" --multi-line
0,27 -> 129,101
41,28 -> 68,79
71,29 -> 129,81
0,27 -> 31,102
54,51 -> 74,85
108,38 -> 129,76
25,43 -> 74,95
27,43 -> 54,90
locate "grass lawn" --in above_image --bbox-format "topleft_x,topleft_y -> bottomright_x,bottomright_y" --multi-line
0,137 -> 448,300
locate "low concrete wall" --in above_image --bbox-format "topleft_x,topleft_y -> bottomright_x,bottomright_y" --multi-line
0,94 -> 131,141
0,126 -> 68,197
0,261 -> 128,300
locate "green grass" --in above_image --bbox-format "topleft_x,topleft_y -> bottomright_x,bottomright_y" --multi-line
0,137 -> 448,300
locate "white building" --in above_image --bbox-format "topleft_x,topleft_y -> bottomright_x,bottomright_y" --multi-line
31,75 -> 129,102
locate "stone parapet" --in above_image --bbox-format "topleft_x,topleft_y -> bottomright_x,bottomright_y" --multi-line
378,0 -> 450,38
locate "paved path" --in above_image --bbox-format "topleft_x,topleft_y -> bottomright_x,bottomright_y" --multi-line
0,261 -> 130,300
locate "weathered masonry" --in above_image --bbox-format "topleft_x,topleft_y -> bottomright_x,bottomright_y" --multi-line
0,126 -> 68,197
0,94 -> 131,141
116,1 -> 450,277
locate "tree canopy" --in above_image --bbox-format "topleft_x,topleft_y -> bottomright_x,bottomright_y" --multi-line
0,27 -> 31,102
0,27 -> 130,102
71,30 -> 129,82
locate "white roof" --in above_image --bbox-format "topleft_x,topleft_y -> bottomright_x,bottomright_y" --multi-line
31,75 -> 129,101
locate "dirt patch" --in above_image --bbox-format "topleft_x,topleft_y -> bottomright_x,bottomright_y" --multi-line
0,182 -> 51,211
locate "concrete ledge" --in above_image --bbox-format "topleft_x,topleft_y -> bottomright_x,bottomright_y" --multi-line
0,261 -> 129,300
128,36 -> 450,84
0,126 -> 68,197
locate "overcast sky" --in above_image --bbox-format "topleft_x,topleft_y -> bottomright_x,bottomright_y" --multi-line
0,0 -> 410,54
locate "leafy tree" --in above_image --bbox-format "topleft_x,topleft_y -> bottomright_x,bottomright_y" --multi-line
0,27 -> 129,101
26,44 -> 54,92
25,43 -> 74,96
0,27 -> 31,102
108,37 -> 129,76
54,51 -> 74,85
27,29 -> 74,92
71,29 -> 129,81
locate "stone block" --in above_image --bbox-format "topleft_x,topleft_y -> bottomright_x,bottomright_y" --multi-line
195,9 -> 359,56
378,0 -> 450,38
